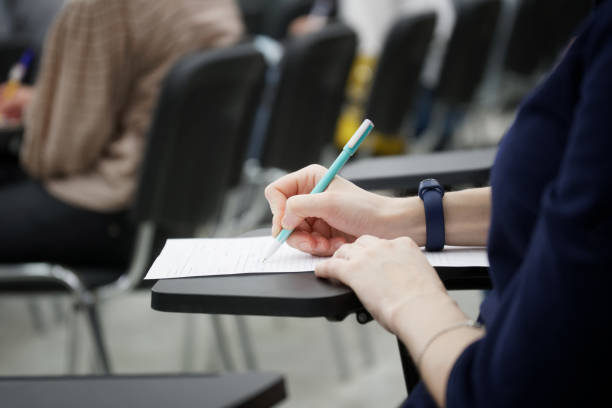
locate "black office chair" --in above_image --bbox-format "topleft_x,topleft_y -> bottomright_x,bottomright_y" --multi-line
436,0 -> 502,107
223,23 -> 356,235
259,23 -> 356,172
364,12 -> 437,137
419,0 -> 501,151
0,43 -> 266,373
260,0 -> 322,40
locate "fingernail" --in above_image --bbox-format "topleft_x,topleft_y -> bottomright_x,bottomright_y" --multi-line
281,213 -> 300,229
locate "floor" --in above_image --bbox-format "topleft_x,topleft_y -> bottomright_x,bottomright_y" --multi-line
0,289 -> 483,407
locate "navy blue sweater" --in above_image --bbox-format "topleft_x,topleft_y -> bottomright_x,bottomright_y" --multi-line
406,1 -> 612,406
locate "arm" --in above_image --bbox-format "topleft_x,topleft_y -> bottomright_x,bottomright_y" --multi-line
20,0 -> 128,178
390,186 -> 491,247
315,237 -> 484,407
265,164 -> 490,255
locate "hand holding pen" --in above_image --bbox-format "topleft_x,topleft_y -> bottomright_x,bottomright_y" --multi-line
0,50 -> 34,124
263,119 -> 379,260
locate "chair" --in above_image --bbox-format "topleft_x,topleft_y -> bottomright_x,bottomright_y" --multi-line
420,0 -> 502,150
222,23 -> 356,235
363,12 -> 437,137
0,373 -> 286,408
260,0 -> 318,40
0,43 -> 266,373
435,0 -> 502,107
258,23 -> 356,172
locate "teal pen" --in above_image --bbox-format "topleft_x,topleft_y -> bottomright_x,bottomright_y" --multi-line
262,118 -> 374,261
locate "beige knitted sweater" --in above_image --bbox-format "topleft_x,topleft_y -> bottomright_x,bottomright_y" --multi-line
21,0 -> 244,211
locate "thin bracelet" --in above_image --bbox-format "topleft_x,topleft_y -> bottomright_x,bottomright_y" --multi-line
415,319 -> 483,369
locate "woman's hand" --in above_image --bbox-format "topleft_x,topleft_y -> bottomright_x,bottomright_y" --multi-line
265,164 -> 423,256
314,235 -> 447,332
0,84 -> 34,122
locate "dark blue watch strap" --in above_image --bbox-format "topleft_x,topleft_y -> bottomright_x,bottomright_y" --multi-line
422,189 -> 445,251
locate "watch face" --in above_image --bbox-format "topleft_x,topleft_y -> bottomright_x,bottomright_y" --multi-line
418,178 -> 444,197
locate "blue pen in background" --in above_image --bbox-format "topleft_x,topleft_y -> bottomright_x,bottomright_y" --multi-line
0,50 -> 34,124
262,118 -> 374,261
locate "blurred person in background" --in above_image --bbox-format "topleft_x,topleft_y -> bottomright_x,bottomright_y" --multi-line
0,0 -> 243,266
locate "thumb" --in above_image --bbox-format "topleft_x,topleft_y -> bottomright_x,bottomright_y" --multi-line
281,192 -> 339,230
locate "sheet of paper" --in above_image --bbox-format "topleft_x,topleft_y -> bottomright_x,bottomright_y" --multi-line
144,236 -> 489,280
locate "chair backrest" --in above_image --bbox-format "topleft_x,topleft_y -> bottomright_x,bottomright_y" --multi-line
260,23 -> 356,172
134,43 -> 266,229
364,12 -> 437,135
261,0 -> 317,39
435,0 -> 502,106
503,0 -> 591,76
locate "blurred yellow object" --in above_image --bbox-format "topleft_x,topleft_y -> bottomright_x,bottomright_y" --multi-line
2,79 -> 19,101
0,80 -> 20,123
334,54 -> 406,156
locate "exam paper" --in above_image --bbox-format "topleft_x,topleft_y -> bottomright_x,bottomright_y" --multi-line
144,236 -> 489,280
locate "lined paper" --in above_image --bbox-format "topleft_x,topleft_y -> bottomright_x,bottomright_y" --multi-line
144,236 -> 489,280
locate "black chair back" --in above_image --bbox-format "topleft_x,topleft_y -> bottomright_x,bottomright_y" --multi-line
364,12 -> 437,135
263,0 -> 317,39
435,0 -> 502,106
260,23 -> 356,172
134,44 -> 266,229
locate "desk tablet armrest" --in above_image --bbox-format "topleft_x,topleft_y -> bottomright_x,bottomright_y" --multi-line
340,147 -> 497,191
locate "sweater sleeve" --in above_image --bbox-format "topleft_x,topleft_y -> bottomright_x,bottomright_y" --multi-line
446,9 -> 612,408
21,0 -> 129,178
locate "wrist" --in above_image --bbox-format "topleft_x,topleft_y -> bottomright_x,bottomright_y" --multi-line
389,291 -> 469,358
382,196 -> 426,244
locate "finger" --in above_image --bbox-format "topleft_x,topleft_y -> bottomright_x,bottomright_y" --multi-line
271,214 -> 281,237
311,217 -> 331,238
286,230 -> 317,254
314,258 -> 349,281
333,243 -> 351,260
353,234 -> 382,248
281,192 -> 339,230
265,165 -> 328,235
264,164 -> 327,214
329,236 -> 347,252
272,211 -> 313,238
310,231 -> 333,256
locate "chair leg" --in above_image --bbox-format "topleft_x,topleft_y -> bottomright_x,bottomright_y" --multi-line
66,303 -> 80,374
210,315 -> 235,371
355,324 -> 376,368
52,296 -> 66,323
26,298 -> 45,332
182,314 -> 197,371
235,316 -> 257,370
84,303 -> 111,373
326,323 -> 350,381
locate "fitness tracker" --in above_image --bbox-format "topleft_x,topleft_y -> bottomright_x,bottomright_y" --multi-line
418,178 -> 445,251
